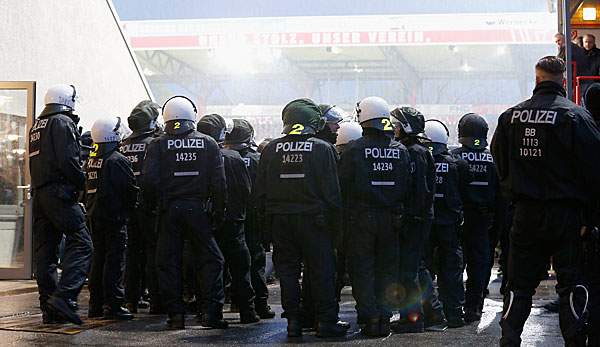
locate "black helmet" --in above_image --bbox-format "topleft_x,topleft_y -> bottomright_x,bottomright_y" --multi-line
197,113 -> 233,143
224,119 -> 255,150
390,106 -> 429,140
458,113 -> 488,149
584,83 -> 600,123
282,98 -> 325,135
128,100 -> 160,132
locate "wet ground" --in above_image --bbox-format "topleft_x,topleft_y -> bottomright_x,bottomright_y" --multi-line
0,269 -> 564,346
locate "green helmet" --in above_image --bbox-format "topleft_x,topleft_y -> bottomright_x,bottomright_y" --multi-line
281,98 -> 325,135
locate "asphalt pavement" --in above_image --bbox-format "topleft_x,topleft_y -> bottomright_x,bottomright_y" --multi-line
0,269 -> 564,346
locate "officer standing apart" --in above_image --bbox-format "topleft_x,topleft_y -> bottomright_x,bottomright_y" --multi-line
451,113 -> 499,322
338,97 -> 411,337
197,113 -> 259,324
423,119 -> 473,328
28,84 -> 93,325
122,101 -> 163,314
86,116 -> 138,320
224,119 -> 276,319
389,106 -> 438,333
253,98 -> 346,338
141,96 -> 228,329
491,56 -> 600,346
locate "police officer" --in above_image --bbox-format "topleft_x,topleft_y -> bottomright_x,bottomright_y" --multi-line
29,84 -> 93,325
86,116 -> 138,320
121,100 -> 163,314
451,113 -> 499,322
224,119 -> 276,319
335,121 -> 363,153
303,104 -> 349,330
338,96 -> 411,337
253,98 -> 346,338
491,56 -> 600,346
197,114 -> 260,324
316,104 -> 345,150
423,119 -> 473,328
389,107 -> 439,332
141,96 -> 227,329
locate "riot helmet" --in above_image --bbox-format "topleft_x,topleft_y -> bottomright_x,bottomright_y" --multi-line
355,96 -> 393,132
335,121 -> 362,152
162,96 -> 197,134
224,119 -> 255,150
198,113 -> 233,143
424,119 -> 450,155
317,104 -> 346,144
390,106 -> 430,141
458,113 -> 488,149
91,116 -> 125,143
281,98 -> 325,135
44,84 -> 80,110
128,100 -> 161,133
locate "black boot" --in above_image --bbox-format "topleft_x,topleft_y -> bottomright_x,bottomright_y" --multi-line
463,308 -> 482,323
390,317 -> 424,333
166,313 -> 185,329
316,321 -> 347,338
240,310 -> 260,324
47,296 -> 83,325
379,317 -> 391,336
103,307 -> 134,320
361,317 -> 380,337
287,318 -> 302,337
446,315 -> 465,328
201,311 -> 228,329
88,306 -> 104,319
255,304 -> 276,319
125,302 -> 138,314
42,302 -> 68,324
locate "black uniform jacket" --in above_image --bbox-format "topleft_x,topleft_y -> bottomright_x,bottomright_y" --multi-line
432,151 -> 473,225
253,134 -> 341,215
338,130 -> 411,212
141,128 -> 226,214
221,148 -> 252,221
451,147 -> 499,209
491,81 -> 600,203
29,110 -> 85,190
85,143 -> 138,224
402,137 -> 436,220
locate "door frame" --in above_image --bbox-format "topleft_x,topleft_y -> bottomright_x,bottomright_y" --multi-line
0,81 -> 36,279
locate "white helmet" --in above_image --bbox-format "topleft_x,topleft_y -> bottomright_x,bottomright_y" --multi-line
44,84 -> 79,110
355,96 -> 392,131
336,122 -> 363,146
424,119 -> 450,145
91,116 -> 125,143
162,96 -> 197,123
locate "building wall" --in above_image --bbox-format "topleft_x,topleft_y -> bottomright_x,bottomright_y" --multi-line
0,0 -> 153,131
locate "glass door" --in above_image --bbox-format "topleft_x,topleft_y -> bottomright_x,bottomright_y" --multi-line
0,82 -> 35,279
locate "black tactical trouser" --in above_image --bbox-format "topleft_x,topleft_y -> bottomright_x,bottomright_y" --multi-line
33,184 -> 93,308
419,257 -> 446,323
397,216 -> 426,321
500,201 -> 583,347
427,223 -> 465,319
462,207 -> 493,312
350,211 -> 400,320
215,221 -> 256,312
271,214 -> 338,323
124,208 -> 159,306
156,200 -> 225,315
88,218 -> 127,310
245,232 -> 269,307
